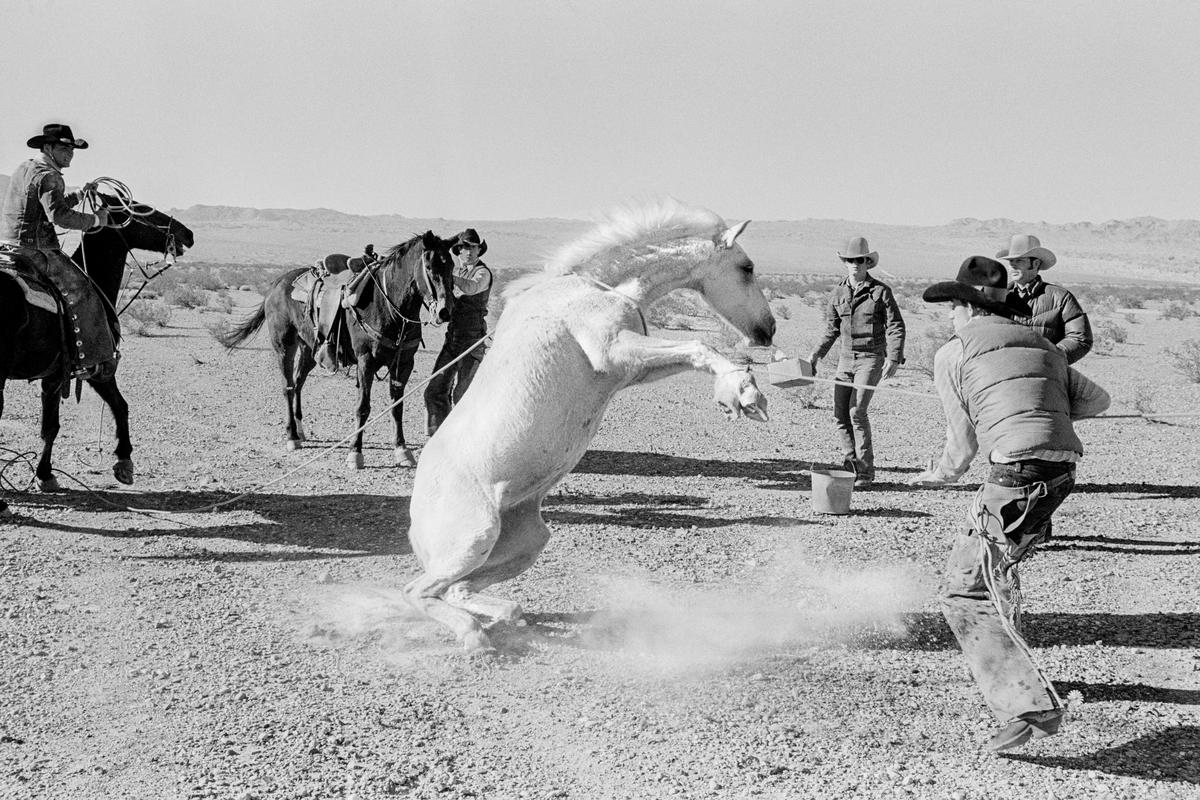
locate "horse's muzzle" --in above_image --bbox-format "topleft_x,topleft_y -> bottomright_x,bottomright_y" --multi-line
750,317 -> 775,347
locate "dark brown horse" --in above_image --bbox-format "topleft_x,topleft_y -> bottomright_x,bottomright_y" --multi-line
0,196 -> 194,511
216,231 -> 457,468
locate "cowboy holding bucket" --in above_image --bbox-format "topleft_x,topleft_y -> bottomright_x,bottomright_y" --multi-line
911,256 -> 1110,751
807,236 -> 906,488
0,123 -> 118,377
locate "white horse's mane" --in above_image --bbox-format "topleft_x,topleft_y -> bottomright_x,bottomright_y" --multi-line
504,198 -> 726,299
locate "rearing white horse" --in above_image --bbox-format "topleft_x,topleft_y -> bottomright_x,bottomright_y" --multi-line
405,199 -> 775,652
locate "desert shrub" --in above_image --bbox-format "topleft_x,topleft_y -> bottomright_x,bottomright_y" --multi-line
1091,319 -> 1128,355
123,299 -> 172,336
208,291 -> 234,314
1160,300 -> 1197,321
1124,312 -> 1139,324
1166,339 -> 1200,383
164,284 -> 207,309
907,321 -> 955,377
1086,295 -> 1118,316
772,302 -> 792,320
802,290 -> 827,309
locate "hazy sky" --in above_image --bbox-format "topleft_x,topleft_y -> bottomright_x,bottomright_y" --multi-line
5,0 -> 1198,224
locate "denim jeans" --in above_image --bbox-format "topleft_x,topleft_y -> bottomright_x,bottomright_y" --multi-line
940,460 -> 1076,723
424,332 -> 486,433
831,352 -> 884,477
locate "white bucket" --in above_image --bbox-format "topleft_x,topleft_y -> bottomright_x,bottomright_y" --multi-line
810,468 -> 855,514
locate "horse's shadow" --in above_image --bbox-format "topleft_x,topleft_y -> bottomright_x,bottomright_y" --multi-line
542,491 -> 808,529
1005,726 -> 1200,784
4,488 -> 412,560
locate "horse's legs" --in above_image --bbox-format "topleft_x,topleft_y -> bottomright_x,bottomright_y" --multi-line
293,343 -> 316,442
36,378 -> 62,492
403,507 -> 502,652
347,358 -> 374,469
389,342 -> 419,467
276,338 -> 303,450
87,376 -> 134,485
444,497 -> 551,624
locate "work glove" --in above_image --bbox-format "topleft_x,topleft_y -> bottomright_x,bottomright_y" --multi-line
92,208 -> 110,229
883,359 -> 900,380
715,368 -> 769,422
910,468 -> 953,487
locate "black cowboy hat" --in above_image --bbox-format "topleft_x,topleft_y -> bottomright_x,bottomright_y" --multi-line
452,228 -> 487,256
923,256 -> 1027,317
27,123 -> 89,150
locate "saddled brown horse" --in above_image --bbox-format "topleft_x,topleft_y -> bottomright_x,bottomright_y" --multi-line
216,231 -> 457,467
0,196 -> 194,512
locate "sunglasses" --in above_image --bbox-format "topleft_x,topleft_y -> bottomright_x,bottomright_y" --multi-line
842,257 -> 870,266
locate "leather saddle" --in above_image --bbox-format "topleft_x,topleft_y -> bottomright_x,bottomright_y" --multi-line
0,245 -> 120,382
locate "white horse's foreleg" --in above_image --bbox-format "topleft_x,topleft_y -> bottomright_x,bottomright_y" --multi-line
445,498 -> 552,625
605,331 -> 768,420
606,330 -> 742,381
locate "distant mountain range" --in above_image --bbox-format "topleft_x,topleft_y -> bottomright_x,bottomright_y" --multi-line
3,174 -> 1197,284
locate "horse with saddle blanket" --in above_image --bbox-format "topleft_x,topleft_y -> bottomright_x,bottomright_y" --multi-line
217,232 -> 458,468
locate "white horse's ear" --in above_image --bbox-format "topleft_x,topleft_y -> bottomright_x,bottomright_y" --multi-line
717,220 -> 751,249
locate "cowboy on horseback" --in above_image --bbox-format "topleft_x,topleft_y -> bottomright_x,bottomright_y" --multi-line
0,123 -> 119,379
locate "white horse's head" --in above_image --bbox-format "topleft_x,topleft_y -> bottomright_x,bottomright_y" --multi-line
691,220 -> 775,346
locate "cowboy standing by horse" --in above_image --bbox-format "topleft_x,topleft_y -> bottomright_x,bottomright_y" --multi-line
807,236 -> 905,488
0,123 -> 117,377
910,256 -> 1109,752
424,228 -> 492,436
996,234 -> 1093,363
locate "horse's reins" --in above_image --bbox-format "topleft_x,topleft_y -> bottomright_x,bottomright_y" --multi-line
350,248 -> 436,349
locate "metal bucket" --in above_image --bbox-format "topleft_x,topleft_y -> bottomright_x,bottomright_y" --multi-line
810,468 -> 855,514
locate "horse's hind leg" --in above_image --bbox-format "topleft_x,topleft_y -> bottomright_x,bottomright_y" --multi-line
275,337 -> 303,450
445,497 -> 552,625
293,344 -> 316,442
36,378 -> 63,492
88,376 -> 134,485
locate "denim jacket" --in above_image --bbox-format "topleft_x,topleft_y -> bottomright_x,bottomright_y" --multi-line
0,157 -> 96,249
814,275 -> 906,362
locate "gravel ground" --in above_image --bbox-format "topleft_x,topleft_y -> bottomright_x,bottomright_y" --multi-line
1,297 -> 1198,800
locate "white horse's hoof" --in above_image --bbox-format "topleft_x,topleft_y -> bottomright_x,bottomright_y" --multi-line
39,476 -> 63,493
462,630 -> 497,655
113,459 -> 135,485
346,452 -> 365,470
286,439 -> 302,451
295,421 -> 307,441
394,447 -> 417,468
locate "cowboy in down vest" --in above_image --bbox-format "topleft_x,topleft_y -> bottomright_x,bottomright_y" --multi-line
912,256 -> 1109,754
997,234 -> 1092,364
1,123 -> 118,377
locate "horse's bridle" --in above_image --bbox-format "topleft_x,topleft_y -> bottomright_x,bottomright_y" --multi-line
350,246 -> 443,348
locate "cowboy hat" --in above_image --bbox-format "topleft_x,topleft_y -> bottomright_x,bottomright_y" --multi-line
452,228 -> 487,256
998,234 -> 1055,269
923,256 -> 1027,317
27,123 -> 89,150
837,236 -> 878,268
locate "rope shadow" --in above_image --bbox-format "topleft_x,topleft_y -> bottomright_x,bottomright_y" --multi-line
848,611 -> 1200,651
1004,726 -> 1199,784
1040,533 -> 1200,556
1073,482 -> 1200,499
4,488 -> 413,559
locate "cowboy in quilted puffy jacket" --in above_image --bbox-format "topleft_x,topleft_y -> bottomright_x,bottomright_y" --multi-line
997,234 -> 1093,364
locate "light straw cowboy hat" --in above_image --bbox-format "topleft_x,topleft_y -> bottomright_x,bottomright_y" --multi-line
837,236 -> 878,268
998,234 -> 1056,269
923,256 -> 1028,318
27,123 -> 89,149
